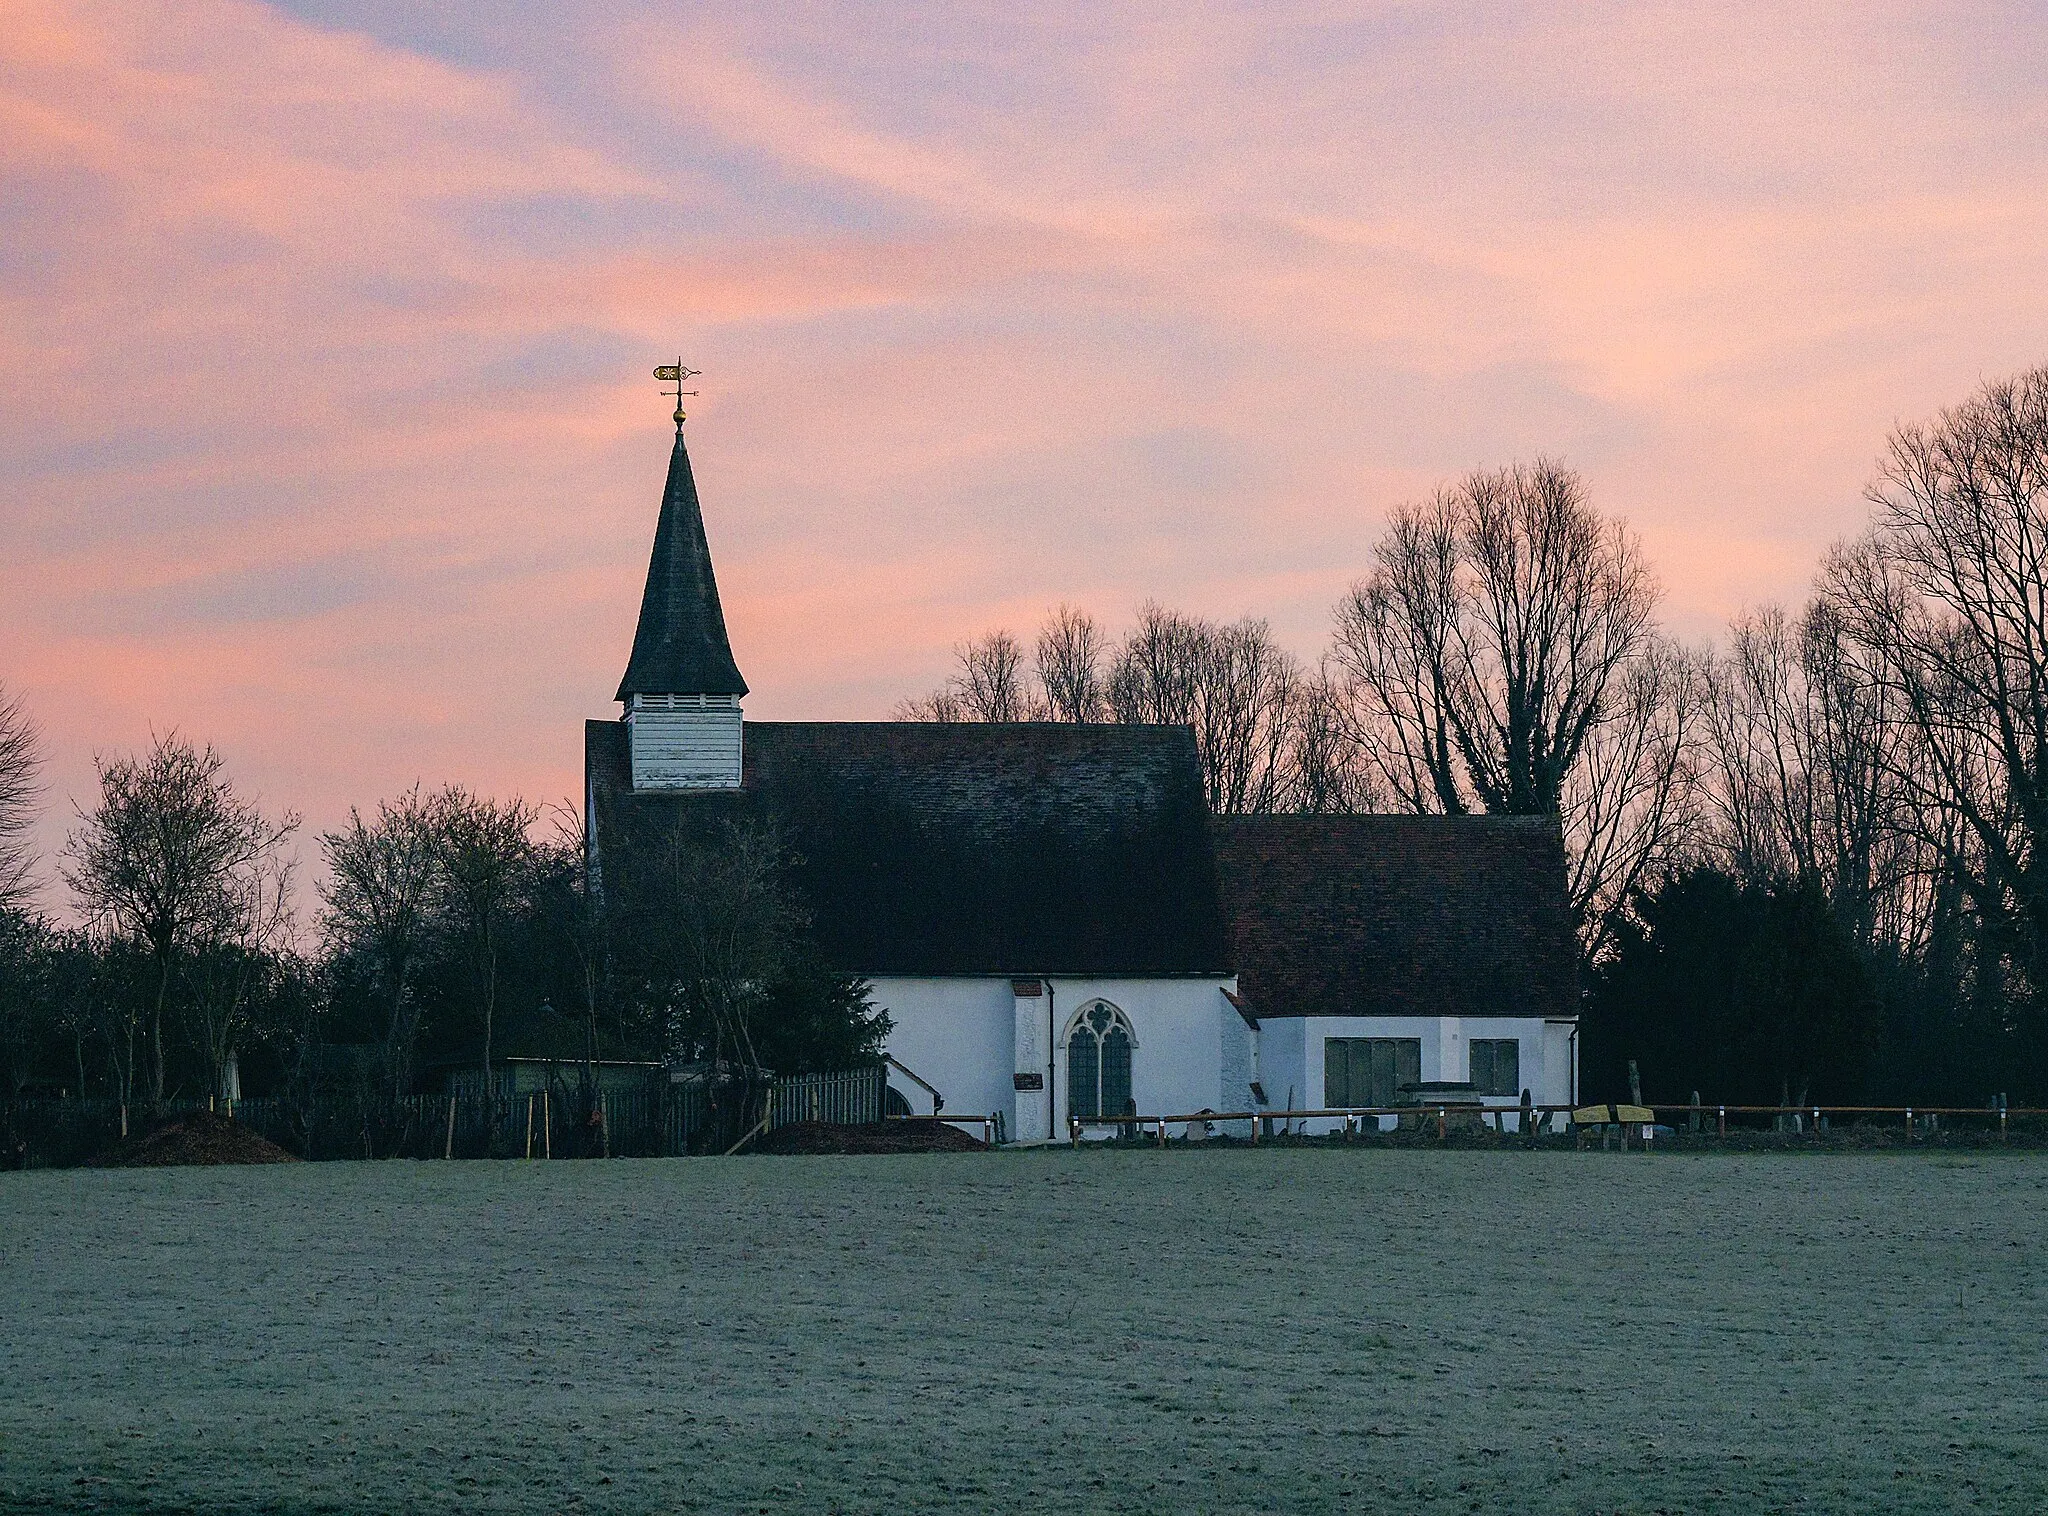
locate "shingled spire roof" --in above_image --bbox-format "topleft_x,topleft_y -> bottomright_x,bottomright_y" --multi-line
615,428 -> 748,701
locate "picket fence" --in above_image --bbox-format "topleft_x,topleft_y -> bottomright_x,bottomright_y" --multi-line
1,1064 -> 887,1169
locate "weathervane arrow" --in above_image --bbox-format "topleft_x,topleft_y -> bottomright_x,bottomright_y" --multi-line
654,359 -> 700,429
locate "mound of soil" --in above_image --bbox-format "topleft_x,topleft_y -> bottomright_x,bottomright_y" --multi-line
94,1110 -> 300,1168
753,1120 -> 987,1155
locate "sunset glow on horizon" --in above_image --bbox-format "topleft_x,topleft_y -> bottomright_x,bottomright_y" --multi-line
6,0 -> 2048,888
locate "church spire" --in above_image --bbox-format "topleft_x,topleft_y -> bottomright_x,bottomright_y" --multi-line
615,419 -> 748,703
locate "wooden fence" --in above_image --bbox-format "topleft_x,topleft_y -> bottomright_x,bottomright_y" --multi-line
767,1066 -> 885,1130
1,1064 -> 889,1169
1065,1101 -> 2048,1144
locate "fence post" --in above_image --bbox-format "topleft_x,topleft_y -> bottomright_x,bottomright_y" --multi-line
542,1090 -> 552,1160
444,1096 -> 456,1159
1812,1106 -> 1821,1143
525,1093 -> 535,1159
1905,1105 -> 1913,1142
1717,1104 -> 1726,1138
1437,1107 -> 1447,1142
2001,1099 -> 2008,1144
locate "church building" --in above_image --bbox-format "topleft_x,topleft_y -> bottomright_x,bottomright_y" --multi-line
586,415 -> 1580,1138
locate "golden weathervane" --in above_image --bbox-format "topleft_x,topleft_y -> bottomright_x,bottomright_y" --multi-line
653,361 -> 700,429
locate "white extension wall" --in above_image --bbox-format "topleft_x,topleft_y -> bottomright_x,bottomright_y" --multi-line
1259,1014 -> 1578,1134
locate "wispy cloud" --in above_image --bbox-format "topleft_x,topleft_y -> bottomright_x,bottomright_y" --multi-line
6,0 -> 2048,896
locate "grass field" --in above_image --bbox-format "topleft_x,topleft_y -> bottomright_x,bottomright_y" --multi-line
3,1150 -> 2046,1514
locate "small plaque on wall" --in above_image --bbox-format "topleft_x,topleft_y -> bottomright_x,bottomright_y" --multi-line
1013,1072 -> 1044,1091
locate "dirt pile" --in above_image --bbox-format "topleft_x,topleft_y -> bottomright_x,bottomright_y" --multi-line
94,1110 -> 300,1168
753,1119 -> 987,1155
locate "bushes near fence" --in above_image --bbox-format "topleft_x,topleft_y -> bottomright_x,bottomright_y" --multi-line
2,1065 -> 886,1169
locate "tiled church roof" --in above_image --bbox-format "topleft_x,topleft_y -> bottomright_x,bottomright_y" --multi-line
614,430 -> 748,700
587,719 -> 1231,976
1215,814 -> 1578,1020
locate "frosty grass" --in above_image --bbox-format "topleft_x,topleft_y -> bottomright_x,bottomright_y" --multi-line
3,1149 -> 2045,1513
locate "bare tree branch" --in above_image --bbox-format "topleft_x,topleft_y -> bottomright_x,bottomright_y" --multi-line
1037,605 -> 1107,722
0,685 -> 43,914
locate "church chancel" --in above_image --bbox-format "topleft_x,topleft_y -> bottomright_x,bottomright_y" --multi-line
587,375 -> 1580,1138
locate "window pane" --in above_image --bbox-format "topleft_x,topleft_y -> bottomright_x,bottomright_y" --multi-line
1396,1039 -> 1422,1095
1470,1039 -> 1519,1097
1324,1038 -> 1350,1107
1101,1027 -> 1132,1118
1067,1031 -> 1100,1119
1369,1040 -> 1395,1106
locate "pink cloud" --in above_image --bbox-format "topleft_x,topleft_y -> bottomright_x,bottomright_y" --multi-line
6,0 -> 2048,909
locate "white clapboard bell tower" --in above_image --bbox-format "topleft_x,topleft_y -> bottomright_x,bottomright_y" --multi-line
616,376 -> 748,790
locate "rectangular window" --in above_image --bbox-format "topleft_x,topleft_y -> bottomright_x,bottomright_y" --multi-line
1324,1038 -> 1422,1107
1469,1039 -> 1521,1097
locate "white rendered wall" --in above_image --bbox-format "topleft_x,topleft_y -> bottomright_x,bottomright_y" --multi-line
1262,1016 -> 1578,1134
1216,999 -> 1257,1140
869,978 -> 1016,1126
626,700 -> 742,789
869,975 -> 1238,1142
1045,977 -> 1237,1136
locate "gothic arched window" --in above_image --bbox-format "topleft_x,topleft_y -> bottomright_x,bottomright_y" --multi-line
1066,1001 -> 1135,1120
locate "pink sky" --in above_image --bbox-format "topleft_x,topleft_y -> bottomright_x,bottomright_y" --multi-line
5,0 -> 2048,899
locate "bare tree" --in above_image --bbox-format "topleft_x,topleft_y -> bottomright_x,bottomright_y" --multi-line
429,786 -> 538,1115
63,734 -> 296,1106
1037,605 -> 1107,722
1190,618 -> 1302,816
1330,495 -> 1467,812
1702,603 -> 1927,951
893,688 -> 966,722
0,910 -> 51,1100
0,685 -> 42,914
320,785 -> 442,1103
613,813 -> 803,1122
1819,365 -> 2048,997
1106,603 -> 1208,727
1283,663 -> 1377,814
1332,460 -> 1678,955
957,630 -> 1034,721
1565,636 -> 1710,961
895,630 -> 1036,722
905,601 -> 1328,815
539,800 -> 620,1143
183,851 -> 298,1102
1335,460 -> 1657,816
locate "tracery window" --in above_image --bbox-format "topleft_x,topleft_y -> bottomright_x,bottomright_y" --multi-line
1066,1001 -> 1135,1120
